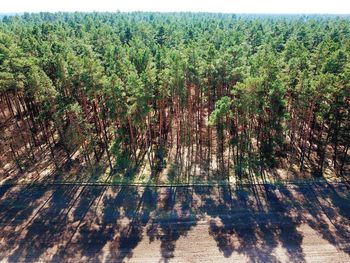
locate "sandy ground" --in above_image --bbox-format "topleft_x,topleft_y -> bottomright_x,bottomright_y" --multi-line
0,182 -> 349,262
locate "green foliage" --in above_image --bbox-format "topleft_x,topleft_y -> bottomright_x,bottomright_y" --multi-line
209,96 -> 232,125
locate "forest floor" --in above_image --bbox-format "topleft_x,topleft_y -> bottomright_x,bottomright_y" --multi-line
1,132 -> 349,187
1,153 -> 348,187
0,182 -> 349,262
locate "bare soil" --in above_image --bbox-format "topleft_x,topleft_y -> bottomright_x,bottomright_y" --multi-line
0,182 -> 349,262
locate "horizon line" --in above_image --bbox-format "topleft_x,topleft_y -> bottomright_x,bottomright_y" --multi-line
1,11 -> 350,15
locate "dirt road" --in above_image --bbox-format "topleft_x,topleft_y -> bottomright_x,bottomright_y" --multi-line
0,182 -> 349,262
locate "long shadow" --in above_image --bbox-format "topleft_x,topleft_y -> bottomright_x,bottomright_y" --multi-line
50,185 -> 159,262
146,187 -> 197,261
291,182 -> 350,255
112,186 -> 158,261
0,184 -> 14,202
50,185 -> 109,262
0,183 -> 349,262
0,184 -> 51,260
0,184 -> 51,232
193,184 -> 305,262
76,186 -> 144,262
6,185 -> 83,262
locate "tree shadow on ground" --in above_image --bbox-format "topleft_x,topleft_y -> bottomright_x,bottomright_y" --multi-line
193,184 -> 305,263
146,187 -> 197,261
5,185 -> 84,262
289,183 -> 350,255
0,183 -> 349,262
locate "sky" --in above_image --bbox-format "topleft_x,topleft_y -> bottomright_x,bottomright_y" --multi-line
1,0 -> 350,14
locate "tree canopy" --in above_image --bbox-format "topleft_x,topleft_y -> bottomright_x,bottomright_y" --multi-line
0,12 -> 349,184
